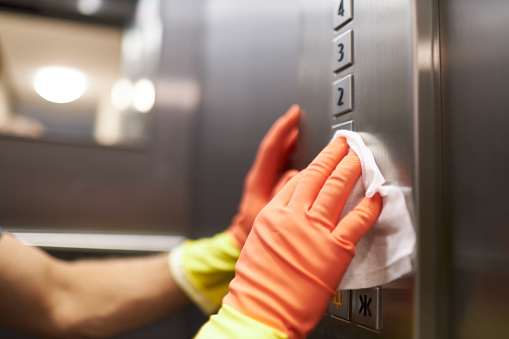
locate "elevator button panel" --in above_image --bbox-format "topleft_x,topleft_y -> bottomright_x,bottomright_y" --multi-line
333,0 -> 353,30
332,75 -> 353,116
352,287 -> 381,331
329,290 -> 351,321
332,30 -> 353,73
331,0 -> 354,119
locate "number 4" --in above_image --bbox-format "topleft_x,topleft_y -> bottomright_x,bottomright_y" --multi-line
338,0 -> 345,16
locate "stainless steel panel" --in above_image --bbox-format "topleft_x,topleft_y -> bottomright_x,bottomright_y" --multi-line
192,0 -> 300,237
440,0 -> 509,337
299,0 -> 441,338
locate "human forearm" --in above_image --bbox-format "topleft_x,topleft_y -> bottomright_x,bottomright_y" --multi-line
51,252 -> 190,338
0,233 -> 190,338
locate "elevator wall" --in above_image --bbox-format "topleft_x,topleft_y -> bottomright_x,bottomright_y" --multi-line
441,0 -> 509,337
0,0 -> 300,338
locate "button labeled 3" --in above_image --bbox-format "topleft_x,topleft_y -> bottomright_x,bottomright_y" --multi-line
332,30 -> 353,73
332,74 -> 353,116
333,0 -> 353,30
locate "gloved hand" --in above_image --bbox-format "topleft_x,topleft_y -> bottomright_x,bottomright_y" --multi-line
194,137 -> 383,338
169,105 -> 300,314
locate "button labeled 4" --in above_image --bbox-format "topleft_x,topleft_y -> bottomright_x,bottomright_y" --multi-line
333,0 -> 353,30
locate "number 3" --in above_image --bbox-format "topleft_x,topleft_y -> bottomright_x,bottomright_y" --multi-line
338,43 -> 344,62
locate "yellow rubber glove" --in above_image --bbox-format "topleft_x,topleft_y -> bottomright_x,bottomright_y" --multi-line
195,137 -> 382,338
169,105 -> 300,314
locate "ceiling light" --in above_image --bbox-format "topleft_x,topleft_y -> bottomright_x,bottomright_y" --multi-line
111,78 -> 134,111
78,0 -> 103,15
133,79 -> 155,113
33,66 -> 87,104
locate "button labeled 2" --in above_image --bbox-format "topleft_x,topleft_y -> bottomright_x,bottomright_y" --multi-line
332,75 -> 353,116
333,0 -> 353,30
332,30 -> 353,73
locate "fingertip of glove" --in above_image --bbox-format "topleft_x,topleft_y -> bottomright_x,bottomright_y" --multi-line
330,136 -> 349,150
339,151 -> 361,171
357,194 -> 383,219
287,104 -> 300,115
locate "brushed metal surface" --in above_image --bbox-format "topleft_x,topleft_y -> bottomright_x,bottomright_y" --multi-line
192,0 -> 300,237
440,0 -> 509,337
299,0 -> 441,338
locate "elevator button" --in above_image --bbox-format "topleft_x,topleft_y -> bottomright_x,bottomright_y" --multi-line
332,30 -> 353,73
329,290 -> 351,321
332,74 -> 353,116
353,287 -> 381,331
333,0 -> 353,30
332,120 -> 354,132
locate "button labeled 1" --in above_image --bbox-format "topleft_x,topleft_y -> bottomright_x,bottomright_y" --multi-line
332,30 -> 353,73
333,0 -> 353,30
332,75 -> 353,116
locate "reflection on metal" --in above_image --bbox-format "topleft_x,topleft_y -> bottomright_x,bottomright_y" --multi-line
132,78 -> 155,113
0,0 -> 162,147
157,79 -> 201,111
11,231 -> 186,252
0,11 -> 122,143
78,0 -> 103,16
33,66 -> 88,104
0,0 -> 200,237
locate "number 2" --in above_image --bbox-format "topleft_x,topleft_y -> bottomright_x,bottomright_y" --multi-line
337,87 -> 344,106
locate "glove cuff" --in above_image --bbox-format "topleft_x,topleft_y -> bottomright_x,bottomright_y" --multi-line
169,232 -> 240,314
194,304 -> 288,339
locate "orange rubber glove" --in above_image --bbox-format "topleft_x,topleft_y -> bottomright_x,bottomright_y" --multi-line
227,104 -> 300,249
195,137 -> 382,338
169,105 -> 300,314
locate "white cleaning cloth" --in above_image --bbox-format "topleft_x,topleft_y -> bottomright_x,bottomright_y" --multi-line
332,130 -> 416,290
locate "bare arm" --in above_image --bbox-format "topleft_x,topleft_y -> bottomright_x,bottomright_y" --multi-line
0,232 -> 190,339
